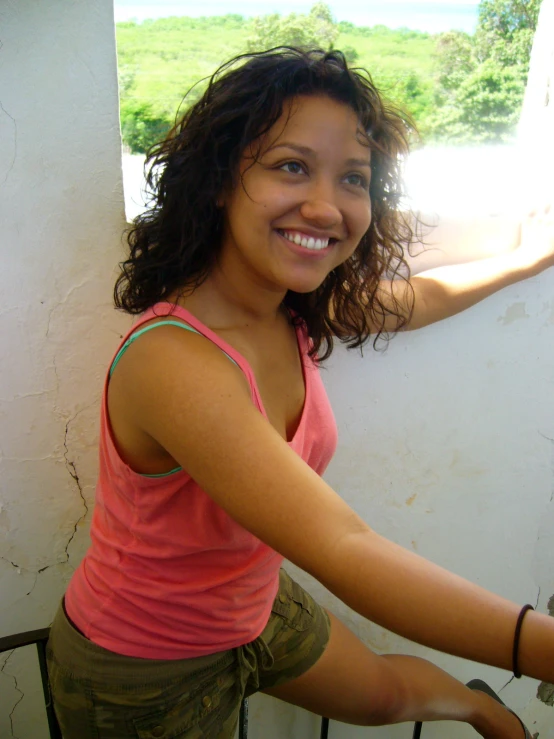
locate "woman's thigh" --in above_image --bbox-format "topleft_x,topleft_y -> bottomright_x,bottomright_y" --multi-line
262,610 -> 405,726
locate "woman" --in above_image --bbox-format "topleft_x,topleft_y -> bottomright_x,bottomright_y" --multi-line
47,48 -> 554,738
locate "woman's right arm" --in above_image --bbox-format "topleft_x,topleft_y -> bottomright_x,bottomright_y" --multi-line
113,324 -> 554,683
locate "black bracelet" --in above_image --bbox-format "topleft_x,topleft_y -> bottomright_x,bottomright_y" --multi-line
512,604 -> 534,678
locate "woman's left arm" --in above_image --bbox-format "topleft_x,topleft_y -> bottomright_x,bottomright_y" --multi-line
390,208 -> 554,331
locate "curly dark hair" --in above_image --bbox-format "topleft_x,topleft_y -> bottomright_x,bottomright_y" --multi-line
115,47 -> 421,360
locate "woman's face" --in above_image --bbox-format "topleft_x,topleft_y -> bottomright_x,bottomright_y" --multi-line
219,94 -> 373,297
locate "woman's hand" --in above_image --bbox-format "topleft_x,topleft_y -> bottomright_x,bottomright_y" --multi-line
379,205 -> 554,332
511,205 -> 554,276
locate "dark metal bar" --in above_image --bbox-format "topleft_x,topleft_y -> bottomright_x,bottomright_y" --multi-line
0,629 -> 62,739
36,638 -> 63,739
412,720 -> 423,738
0,628 -> 51,653
239,697 -> 249,739
320,716 -> 329,738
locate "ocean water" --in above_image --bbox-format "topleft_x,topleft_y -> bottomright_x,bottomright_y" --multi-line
114,1 -> 480,34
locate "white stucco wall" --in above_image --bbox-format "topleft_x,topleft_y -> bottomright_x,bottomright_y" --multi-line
1,1 -> 553,738
0,2 -> 129,737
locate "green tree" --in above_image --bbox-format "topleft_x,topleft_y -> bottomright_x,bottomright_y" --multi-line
429,0 -> 542,143
120,100 -> 173,154
341,46 -> 359,63
118,64 -> 137,97
307,2 -> 339,49
434,31 -> 475,92
476,0 -> 541,66
429,60 -> 526,143
246,3 -> 338,52
372,69 -> 434,136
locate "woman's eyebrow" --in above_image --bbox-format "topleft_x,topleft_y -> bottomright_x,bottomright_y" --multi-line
266,142 -> 371,168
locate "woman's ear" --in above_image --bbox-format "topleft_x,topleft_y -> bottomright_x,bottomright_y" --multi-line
217,170 -> 239,209
216,182 -> 229,209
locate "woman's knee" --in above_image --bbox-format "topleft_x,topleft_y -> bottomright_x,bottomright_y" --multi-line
358,655 -> 409,726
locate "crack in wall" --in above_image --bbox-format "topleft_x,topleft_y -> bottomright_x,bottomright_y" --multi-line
0,650 -> 23,739
2,557 -> 58,575
62,417 -> 89,563
25,575 -> 38,597
1,455 -> 52,463
0,100 -> 17,184
3,405 -> 96,580
0,556 -> 21,570
0,558 -> 44,599
45,280 -> 94,338
51,357 -> 61,399
0,392 -> 53,403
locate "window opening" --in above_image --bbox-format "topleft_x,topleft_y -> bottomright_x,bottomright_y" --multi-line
114,1 -> 541,261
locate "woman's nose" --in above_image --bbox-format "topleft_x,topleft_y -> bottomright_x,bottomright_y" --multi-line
299,183 -> 343,227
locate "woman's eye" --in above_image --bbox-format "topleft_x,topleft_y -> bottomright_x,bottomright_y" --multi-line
344,172 -> 368,188
280,161 -> 304,175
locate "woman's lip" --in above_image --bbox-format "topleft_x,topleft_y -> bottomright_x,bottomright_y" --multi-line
275,229 -> 334,258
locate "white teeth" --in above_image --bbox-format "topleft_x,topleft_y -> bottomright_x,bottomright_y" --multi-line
281,231 -> 330,250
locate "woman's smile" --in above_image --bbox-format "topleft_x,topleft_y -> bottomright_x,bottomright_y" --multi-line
275,228 -> 336,258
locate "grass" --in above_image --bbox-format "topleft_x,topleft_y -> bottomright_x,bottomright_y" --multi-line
115,16 -> 438,124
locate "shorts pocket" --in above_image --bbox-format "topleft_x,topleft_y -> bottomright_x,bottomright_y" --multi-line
132,677 -> 221,739
271,573 -> 314,633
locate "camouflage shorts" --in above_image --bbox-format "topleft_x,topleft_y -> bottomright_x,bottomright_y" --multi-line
46,569 -> 331,739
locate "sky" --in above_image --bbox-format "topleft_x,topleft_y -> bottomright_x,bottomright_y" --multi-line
113,1 -> 481,34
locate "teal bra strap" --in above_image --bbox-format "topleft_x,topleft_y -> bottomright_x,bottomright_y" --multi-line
110,319 -> 238,377
109,319 -> 238,478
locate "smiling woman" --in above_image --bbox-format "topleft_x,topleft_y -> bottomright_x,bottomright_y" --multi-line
45,47 -> 553,739
114,49 -> 417,359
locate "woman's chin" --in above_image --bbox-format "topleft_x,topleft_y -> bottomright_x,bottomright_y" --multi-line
284,279 -> 327,295
280,268 -> 332,295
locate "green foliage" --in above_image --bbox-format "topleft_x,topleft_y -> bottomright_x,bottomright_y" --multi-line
115,0 -> 541,151
341,46 -> 359,63
246,3 -> 338,52
428,59 -> 526,143
429,0 -> 541,144
371,69 -> 434,137
308,2 -> 339,48
397,74 -> 435,127
120,100 -> 173,154
433,31 -> 475,91
116,15 -> 248,152
116,14 -> 438,152
337,20 -> 356,33
118,64 -> 137,97
476,0 -> 541,66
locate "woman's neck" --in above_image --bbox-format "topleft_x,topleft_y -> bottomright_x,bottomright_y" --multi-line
174,267 -> 288,329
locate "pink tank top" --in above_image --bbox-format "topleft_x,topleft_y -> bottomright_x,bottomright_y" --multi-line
65,303 -> 338,659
